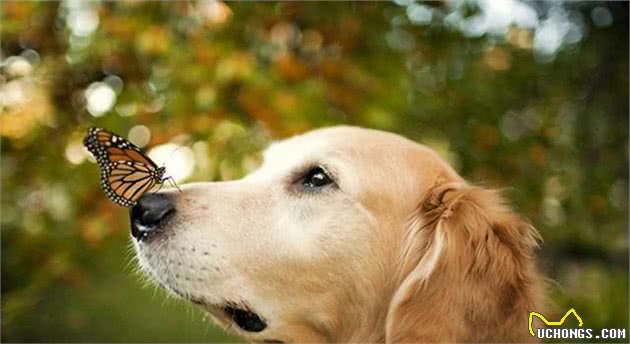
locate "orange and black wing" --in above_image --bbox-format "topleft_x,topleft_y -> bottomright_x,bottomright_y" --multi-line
84,127 -> 158,168
84,127 -> 165,207
100,161 -> 160,207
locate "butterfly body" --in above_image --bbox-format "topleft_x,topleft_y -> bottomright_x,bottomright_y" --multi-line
84,127 -> 170,207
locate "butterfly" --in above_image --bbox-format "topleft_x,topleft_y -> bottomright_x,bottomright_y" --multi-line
83,127 -> 175,207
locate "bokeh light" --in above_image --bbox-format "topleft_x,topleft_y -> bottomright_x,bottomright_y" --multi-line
4,56 -> 33,77
1,80 -> 28,107
127,125 -> 151,148
148,143 -> 196,183
85,82 -> 116,117
406,4 -> 432,26
63,0 -> 100,37
591,6 -> 613,28
64,141 -> 88,165
197,0 -> 233,26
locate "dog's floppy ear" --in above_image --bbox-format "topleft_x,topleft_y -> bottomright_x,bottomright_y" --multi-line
385,182 -> 544,343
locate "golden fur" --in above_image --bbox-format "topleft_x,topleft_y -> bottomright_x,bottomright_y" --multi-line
133,126 -> 545,343
387,182 -> 544,342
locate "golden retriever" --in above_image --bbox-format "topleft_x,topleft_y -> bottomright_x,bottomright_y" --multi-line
129,126 -> 545,343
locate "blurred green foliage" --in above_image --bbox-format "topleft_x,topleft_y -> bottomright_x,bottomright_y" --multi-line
1,1 -> 627,342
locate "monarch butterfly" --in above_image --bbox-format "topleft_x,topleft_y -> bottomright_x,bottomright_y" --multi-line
83,127 -> 174,207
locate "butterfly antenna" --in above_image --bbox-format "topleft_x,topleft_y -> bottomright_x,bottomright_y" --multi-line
164,145 -> 185,167
158,145 -> 185,193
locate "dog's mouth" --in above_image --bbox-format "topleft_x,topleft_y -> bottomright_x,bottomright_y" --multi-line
188,296 -> 267,333
223,304 -> 267,332
145,268 -> 268,333
134,243 -> 272,337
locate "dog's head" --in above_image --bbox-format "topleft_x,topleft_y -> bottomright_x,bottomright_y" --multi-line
130,126 -> 542,342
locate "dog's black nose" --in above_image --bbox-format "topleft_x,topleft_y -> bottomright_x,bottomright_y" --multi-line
130,193 -> 175,240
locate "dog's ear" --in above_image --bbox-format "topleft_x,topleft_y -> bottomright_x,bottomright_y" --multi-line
385,182 -> 544,343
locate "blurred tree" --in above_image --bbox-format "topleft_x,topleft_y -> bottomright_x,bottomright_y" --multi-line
1,1 -> 627,342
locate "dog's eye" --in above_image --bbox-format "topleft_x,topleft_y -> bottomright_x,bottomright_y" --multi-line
302,167 -> 333,190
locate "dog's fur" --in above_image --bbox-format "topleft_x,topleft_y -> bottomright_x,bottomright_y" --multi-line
132,126 -> 544,342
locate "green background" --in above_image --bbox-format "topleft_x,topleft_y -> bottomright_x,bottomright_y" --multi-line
1,1 -> 628,342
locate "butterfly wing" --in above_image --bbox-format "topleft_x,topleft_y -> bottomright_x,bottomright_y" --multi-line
84,128 -> 158,167
101,161 -> 159,207
84,127 -> 165,207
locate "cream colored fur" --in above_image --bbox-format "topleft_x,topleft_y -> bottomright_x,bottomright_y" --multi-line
133,126 -> 545,343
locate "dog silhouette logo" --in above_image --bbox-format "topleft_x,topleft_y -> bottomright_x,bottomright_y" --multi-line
528,308 -> 584,336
